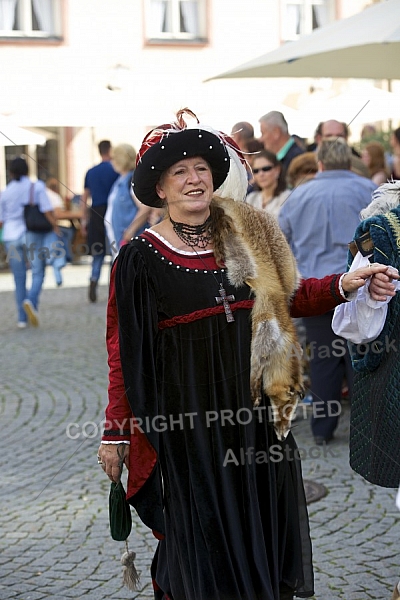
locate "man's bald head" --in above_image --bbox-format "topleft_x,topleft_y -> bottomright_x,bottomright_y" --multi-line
318,120 -> 349,145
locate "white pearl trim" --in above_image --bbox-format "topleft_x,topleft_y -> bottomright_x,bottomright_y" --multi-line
132,233 -> 223,276
146,230 -> 212,256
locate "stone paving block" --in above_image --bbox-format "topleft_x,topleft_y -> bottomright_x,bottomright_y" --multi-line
0,588 -> 19,599
339,584 -> 367,594
7,570 -> 34,581
27,558 -> 58,569
0,567 -> 17,579
41,551 -> 70,561
28,576 -> 57,588
89,572 -> 122,583
48,564 -> 80,574
4,531 -> 29,539
17,593 -> 47,600
4,581 -> 34,594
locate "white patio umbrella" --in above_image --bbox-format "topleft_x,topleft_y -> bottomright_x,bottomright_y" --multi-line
0,116 -> 46,146
296,86 -> 400,127
206,0 -> 400,81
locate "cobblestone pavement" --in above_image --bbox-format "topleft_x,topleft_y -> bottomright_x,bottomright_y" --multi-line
0,263 -> 399,600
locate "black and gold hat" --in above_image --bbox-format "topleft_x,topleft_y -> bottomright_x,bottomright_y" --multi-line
132,109 -> 231,208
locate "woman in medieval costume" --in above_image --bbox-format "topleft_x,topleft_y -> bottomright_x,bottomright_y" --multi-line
97,110 -> 391,600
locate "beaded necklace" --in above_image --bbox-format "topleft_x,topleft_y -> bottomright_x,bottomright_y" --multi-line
169,215 -> 235,322
170,214 -> 212,250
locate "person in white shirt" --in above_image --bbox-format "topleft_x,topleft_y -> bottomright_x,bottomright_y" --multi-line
0,158 -> 57,328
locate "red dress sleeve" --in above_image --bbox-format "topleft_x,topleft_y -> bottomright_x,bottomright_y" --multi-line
290,273 -> 344,318
103,256 -> 160,520
102,262 -> 132,442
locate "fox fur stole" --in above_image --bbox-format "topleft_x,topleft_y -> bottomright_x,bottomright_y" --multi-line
215,196 -> 304,440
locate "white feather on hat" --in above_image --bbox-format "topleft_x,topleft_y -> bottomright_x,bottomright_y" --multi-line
214,143 -> 250,203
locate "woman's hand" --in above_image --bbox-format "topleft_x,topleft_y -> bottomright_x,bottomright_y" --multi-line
97,443 -> 129,483
369,267 -> 399,301
342,263 -> 398,296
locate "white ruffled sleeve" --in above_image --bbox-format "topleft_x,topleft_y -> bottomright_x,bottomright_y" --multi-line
332,252 -> 396,344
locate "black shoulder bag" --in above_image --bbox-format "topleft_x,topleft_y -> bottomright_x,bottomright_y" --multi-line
24,183 -> 53,233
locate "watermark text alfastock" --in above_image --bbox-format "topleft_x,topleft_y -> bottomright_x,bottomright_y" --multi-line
6,240 -> 117,262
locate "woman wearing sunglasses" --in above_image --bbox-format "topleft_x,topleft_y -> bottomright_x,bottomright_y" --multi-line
246,149 -> 289,218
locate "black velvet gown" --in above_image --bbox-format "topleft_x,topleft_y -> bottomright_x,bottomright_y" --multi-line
114,230 -> 314,600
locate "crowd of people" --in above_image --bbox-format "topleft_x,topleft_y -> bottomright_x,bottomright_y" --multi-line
231,113 -> 399,448
1,107 -> 400,599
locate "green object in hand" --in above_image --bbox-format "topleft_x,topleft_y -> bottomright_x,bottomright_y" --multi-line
109,480 -> 132,541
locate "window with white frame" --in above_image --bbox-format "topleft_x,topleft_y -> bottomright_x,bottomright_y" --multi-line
281,0 -> 333,41
145,0 -> 207,42
0,0 -> 62,38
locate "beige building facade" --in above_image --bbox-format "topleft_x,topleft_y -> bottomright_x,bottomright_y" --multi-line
0,0 -> 384,196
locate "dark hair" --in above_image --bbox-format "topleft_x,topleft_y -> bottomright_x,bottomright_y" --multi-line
341,122 -> 350,139
10,157 -> 28,181
393,128 -> 400,145
246,139 -> 264,155
252,149 -> 287,196
46,177 -> 59,193
98,140 -> 112,156
314,122 -> 323,137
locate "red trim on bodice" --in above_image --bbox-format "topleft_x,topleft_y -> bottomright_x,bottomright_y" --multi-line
158,300 -> 255,329
141,230 -> 222,271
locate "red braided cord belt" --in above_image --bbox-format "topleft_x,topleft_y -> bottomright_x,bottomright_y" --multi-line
158,300 -> 254,330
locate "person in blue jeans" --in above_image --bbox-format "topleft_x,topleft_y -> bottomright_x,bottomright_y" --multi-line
81,140 -> 118,302
0,157 -> 57,328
